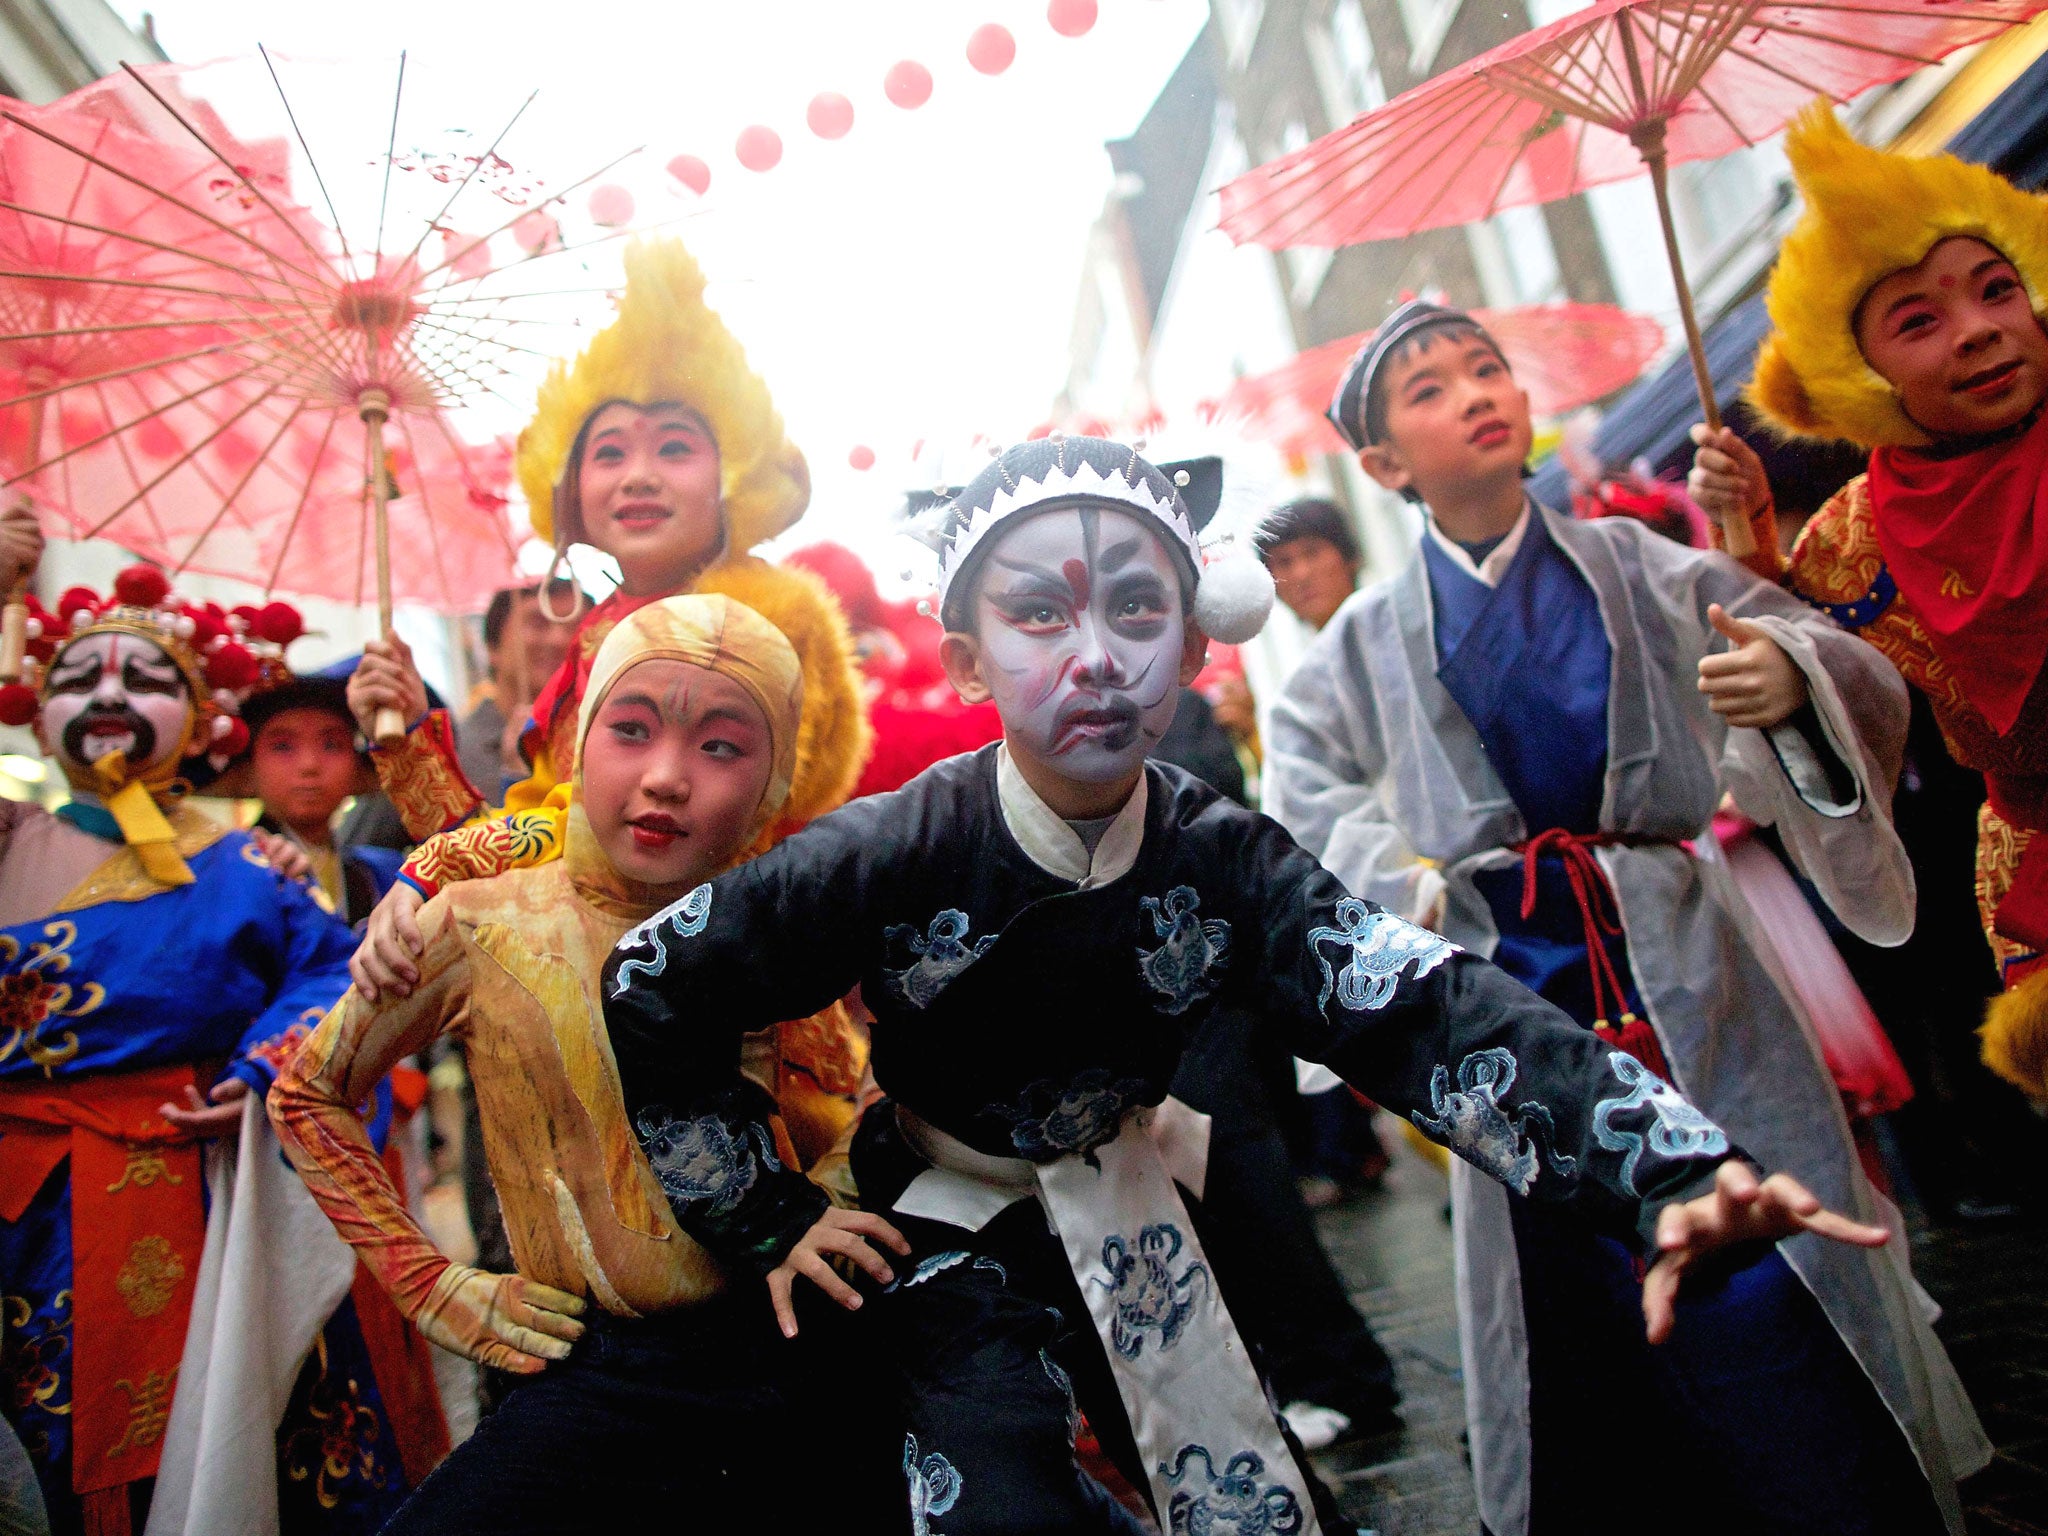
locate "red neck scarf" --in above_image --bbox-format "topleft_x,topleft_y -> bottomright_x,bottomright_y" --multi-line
1869,405 -> 2048,736
522,587 -> 663,767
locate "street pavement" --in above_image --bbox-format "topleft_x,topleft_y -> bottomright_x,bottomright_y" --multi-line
1310,1135 -> 2048,1535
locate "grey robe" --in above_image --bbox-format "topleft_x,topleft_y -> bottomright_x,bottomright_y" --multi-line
1267,507 -> 1989,1536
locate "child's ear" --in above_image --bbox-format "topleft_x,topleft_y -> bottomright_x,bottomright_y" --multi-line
938,631 -> 992,705
1355,444 -> 1412,496
1178,624 -> 1209,687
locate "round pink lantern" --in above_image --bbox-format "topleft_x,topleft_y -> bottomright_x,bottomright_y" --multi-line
587,184 -> 635,227
966,23 -> 1017,74
807,92 -> 854,140
666,154 -> 711,195
513,209 -> 561,254
736,125 -> 784,172
1047,0 -> 1098,37
848,445 -> 876,472
884,60 -> 934,109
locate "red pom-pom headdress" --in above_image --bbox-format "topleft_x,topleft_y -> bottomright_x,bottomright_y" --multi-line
12,563 -> 305,773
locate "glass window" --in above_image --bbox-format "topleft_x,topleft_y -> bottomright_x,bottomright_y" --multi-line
1308,0 -> 1387,122
1396,0 -> 1463,76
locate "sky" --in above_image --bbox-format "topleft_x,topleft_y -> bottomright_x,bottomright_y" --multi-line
106,0 -> 1217,588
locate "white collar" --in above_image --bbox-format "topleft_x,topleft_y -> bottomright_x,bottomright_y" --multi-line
1423,500 -> 1532,589
995,743 -> 1148,890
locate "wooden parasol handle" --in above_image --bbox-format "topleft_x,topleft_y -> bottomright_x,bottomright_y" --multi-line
1630,119 -> 1754,561
0,576 -> 27,687
358,388 -> 407,746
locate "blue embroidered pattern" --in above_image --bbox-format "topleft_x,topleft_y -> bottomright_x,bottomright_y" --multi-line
1800,565 -> 1897,631
610,883 -> 712,998
1307,897 -> 1459,1012
904,1434 -> 963,1535
883,910 -> 996,1009
1136,886 -> 1231,1015
1591,1052 -> 1729,1195
993,1068 -> 1149,1162
1094,1222 -> 1209,1360
1040,1346 -> 1081,1445
1411,1047 -> 1575,1197
631,1105 -> 781,1217
1159,1444 -> 1304,1536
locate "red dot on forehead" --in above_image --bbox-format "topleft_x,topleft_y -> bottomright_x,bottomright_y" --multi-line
1938,274 -> 1956,288
1062,558 -> 1091,605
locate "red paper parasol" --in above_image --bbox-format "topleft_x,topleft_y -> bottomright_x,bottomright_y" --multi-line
0,53 -> 644,734
1217,0 -> 2048,547
1209,301 -> 1665,458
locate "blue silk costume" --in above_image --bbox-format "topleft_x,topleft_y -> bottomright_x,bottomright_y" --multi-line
0,816 -> 418,1532
1418,508 -> 1939,1536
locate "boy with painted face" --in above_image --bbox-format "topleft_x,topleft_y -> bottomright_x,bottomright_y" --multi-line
602,435 -> 1901,1536
1268,302 -> 1986,1534
1688,104 -> 2048,1102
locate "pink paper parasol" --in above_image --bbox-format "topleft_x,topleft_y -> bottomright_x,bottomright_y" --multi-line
1209,301 -> 1665,458
0,52 -> 645,735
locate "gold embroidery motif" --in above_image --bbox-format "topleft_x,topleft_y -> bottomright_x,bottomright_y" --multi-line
107,1367 -> 175,1458
282,1331 -> 393,1509
1940,567 -> 1977,599
107,1145 -> 183,1194
1977,804 -> 2039,977
2,1291 -> 72,1434
114,1236 -> 186,1318
0,920 -> 106,1075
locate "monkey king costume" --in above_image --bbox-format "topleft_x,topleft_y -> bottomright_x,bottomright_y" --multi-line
271,594 -> 871,1532
1737,104 -> 2048,1098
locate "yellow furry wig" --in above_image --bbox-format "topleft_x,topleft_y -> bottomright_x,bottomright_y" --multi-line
1748,101 -> 2048,449
519,237 -> 810,553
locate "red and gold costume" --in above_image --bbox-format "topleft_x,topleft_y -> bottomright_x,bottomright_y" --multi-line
1739,105 -> 2048,1090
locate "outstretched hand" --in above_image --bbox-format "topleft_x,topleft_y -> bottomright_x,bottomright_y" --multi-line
1698,604 -> 1808,730
351,880 -> 426,1001
767,1208 -> 912,1339
415,1264 -> 587,1373
1642,1159 -> 1889,1344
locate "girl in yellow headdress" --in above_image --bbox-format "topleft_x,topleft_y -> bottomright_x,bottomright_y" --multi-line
1687,102 -> 2048,1096
347,237 -> 871,1159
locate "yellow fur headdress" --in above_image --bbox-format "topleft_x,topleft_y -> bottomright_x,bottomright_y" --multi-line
1749,102 -> 2048,449
518,237 -> 810,552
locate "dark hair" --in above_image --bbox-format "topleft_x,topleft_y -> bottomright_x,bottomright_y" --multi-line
1361,321 -> 1506,449
483,579 -> 582,649
1255,498 -> 1359,565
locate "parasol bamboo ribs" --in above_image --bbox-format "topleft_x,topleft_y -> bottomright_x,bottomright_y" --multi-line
356,386 -> 405,745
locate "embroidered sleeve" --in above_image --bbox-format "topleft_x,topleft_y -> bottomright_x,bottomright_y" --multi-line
268,903 -> 470,1322
396,807 -> 565,901
1784,479 -> 1896,630
227,854 -> 359,1094
1241,822 -> 1730,1247
372,708 -> 488,843
602,805 -> 893,1272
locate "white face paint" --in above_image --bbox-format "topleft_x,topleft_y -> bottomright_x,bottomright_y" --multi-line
39,632 -> 196,781
970,504 -> 1187,786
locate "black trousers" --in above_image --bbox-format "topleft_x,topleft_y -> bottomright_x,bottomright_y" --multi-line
382,1296 -> 895,1535
855,1110 -> 1357,1536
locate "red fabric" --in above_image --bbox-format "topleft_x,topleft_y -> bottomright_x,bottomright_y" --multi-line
0,1065 -> 205,1495
1868,407 -> 2048,736
1512,828 -> 1674,1081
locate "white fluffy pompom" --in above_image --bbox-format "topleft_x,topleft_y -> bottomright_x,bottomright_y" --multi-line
1192,552 -> 1275,645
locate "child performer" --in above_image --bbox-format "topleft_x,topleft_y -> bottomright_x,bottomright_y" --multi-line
1688,104 -> 2048,1098
1267,302 -> 1987,1535
601,434 -> 1904,1536
270,594 -> 886,1531
345,235 -> 870,1161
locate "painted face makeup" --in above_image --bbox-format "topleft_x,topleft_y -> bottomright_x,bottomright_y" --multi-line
971,504 -> 1187,786
39,632 -> 195,782
576,402 -> 724,594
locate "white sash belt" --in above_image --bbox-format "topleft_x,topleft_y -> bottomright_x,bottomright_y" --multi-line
892,1102 -> 1320,1534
